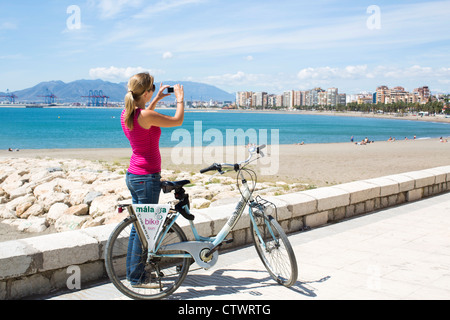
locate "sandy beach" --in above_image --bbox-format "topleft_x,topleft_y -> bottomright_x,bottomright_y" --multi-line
1,137 -> 450,242
2,137 -> 450,187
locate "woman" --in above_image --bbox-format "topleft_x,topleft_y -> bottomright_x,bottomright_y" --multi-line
121,72 -> 184,288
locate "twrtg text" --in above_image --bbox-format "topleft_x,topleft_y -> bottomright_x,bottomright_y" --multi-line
170,121 -> 280,175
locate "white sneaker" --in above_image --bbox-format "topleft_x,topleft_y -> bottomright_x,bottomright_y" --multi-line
131,282 -> 160,289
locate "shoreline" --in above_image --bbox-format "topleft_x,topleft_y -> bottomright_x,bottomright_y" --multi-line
2,138 -> 450,185
2,104 -> 450,124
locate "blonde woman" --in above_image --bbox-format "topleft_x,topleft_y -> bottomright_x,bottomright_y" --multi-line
120,72 -> 184,288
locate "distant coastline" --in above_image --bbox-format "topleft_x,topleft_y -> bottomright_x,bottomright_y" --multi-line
1,103 -> 450,124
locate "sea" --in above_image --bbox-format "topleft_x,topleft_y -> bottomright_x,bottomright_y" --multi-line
1,107 -> 450,150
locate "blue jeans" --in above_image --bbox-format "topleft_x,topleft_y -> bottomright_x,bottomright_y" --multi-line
125,171 -> 161,285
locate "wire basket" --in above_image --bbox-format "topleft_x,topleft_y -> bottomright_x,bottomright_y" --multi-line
251,195 -> 278,221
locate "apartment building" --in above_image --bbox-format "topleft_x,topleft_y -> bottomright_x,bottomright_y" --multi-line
376,85 -> 430,104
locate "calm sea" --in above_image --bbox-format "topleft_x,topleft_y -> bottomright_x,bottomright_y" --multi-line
1,108 -> 450,149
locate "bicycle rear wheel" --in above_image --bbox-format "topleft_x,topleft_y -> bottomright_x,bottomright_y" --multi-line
104,216 -> 191,300
251,214 -> 298,287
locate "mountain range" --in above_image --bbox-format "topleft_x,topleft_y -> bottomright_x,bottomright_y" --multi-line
0,79 -> 235,104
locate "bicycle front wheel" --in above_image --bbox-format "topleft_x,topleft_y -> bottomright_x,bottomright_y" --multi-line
251,214 -> 298,287
104,216 -> 191,300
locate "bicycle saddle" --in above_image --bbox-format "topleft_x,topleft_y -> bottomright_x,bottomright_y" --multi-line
161,180 -> 191,193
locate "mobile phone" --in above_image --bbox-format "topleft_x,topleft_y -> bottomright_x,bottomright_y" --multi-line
167,87 -> 174,93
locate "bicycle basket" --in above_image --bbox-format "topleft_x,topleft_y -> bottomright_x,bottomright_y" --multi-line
252,196 -> 278,221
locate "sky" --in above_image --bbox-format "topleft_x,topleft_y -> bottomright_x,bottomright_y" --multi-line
0,0 -> 449,95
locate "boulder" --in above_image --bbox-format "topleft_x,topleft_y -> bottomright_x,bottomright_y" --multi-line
21,203 -> 45,219
47,203 -> 70,223
89,195 -> 121,219
66,204 -> 89,216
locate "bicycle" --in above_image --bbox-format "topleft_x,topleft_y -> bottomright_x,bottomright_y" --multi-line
104,144 -> 298,300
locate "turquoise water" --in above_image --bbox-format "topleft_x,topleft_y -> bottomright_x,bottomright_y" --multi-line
1,108 -> 450,149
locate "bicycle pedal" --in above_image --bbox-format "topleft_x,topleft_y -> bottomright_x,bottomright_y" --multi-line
224,238 -> 234,244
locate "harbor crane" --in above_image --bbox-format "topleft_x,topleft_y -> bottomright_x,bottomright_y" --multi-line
82,90 -> 110,107
0,89 -> 18,103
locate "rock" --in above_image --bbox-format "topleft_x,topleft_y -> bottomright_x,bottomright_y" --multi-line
89,195 -> 121,219
83,191 -> 103,205
66,204 -> 89,216
33,180 -> 58,198
15,198 -> 35,217
47,203 -> 69,223
83,216 -> 106,228
192,198 -> 211,209
55,179 -> 83,194
6,195 -> 35,213
21,203 -> 45,219
39,192 -> 69,211
0,205 -> 16,219
2,180 -> 24,196
8,185 -> 31,201
17,217 -> 48,233
55,214 -> 91,232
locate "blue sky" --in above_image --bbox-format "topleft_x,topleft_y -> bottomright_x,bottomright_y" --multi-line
1,0 -> 449,94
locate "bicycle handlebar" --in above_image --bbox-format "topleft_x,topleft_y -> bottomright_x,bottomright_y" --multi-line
200,163 -> 222,174
200,144 -> 266,174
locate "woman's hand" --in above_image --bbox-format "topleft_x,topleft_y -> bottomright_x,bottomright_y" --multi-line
174,84 -> 184,103
155,82 -> 171,101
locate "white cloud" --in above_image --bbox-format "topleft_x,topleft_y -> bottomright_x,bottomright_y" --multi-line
162,51 -> 173,59
89,66 -> 163,82
297,65 -> 450,82
201,71 -> 295,93
0,22 -> 17,31
134,0 -> 207,18
244,55 -> 253,61
96,0 -> 143,19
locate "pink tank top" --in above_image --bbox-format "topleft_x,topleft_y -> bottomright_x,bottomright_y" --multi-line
121,109 -> 162,175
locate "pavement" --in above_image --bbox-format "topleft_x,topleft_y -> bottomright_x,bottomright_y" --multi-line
41,192 -> 450,301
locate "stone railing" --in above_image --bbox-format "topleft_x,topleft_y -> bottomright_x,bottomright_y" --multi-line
1,165 -> 449,299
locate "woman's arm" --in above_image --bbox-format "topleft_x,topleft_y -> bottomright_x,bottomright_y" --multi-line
140,84 -> 185,128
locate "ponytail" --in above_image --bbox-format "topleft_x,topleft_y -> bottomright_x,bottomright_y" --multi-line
124,91 -> 136,130
123,72 -> 154,131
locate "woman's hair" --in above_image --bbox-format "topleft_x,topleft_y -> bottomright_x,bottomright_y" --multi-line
123,72 -> 155,130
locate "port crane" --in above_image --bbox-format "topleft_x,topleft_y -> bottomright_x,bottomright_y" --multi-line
0,89 -> 18,103
38,89 -> 57,104
82,90 -> 110,107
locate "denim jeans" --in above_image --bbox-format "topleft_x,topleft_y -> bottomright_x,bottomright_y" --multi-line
125,171 -> 161,285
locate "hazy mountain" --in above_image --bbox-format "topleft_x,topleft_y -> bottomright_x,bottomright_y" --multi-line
1,79 -> 235,104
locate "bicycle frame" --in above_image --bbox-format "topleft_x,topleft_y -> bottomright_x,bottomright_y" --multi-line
123,145 -> 277,270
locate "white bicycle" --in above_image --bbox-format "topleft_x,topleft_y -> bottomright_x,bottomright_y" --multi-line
105,144 -> 298,300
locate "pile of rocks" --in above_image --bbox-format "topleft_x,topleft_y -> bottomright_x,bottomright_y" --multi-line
0,157 -> 308,235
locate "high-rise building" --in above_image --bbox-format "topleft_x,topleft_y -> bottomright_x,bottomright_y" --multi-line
236,91 -> 253,108
414,86 -> 430,102
283,90 -> 294,109
253,92 -> 267,108
293,91 -> 303,107
376,86 -> 390,104
338,93 -> 347,106
326,87 -> 338,106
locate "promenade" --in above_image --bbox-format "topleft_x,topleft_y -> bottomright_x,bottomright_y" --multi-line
42,191 -> 450,301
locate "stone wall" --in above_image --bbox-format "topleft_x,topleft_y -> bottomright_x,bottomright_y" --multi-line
1,165 -> 449,299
